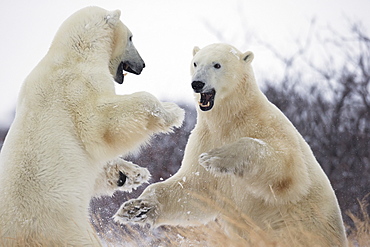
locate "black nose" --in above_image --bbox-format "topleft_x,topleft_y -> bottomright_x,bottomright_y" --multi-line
142,63 -> 145,68
192,81 -> 205,93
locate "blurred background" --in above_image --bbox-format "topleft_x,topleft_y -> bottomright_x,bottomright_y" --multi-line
1,0 -> 369,241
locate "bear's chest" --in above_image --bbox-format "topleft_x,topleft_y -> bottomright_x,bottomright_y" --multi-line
193,124 -> 245,152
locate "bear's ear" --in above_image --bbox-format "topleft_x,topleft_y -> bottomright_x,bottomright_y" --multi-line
241,51 -> 254,64
105,9 -> 121,25
193,46 -> 200,56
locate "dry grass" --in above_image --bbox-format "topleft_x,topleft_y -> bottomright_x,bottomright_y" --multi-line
2,196 -> 367,246
346,194 -> 370,247
94,220 -> 260,247
92,194 -> 370,247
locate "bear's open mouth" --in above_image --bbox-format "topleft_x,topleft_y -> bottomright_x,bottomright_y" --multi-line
115,61 -> 140,84
198,89 -> 216,111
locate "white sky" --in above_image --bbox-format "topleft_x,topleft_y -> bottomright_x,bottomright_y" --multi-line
1,0 -> 369,128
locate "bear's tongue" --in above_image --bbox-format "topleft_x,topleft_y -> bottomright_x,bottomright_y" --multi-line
200,93 -> 212,106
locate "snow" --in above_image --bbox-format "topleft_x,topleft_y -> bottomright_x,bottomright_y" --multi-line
229,48 -> 240,60
178,181 -> 184,188
250,138 -> 266,146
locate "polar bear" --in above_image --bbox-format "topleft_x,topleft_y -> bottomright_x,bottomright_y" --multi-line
114,43 -> 347,246
0,6 -> 184,246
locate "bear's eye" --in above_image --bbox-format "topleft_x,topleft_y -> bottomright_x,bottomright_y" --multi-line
129,36 -> 133,42
214,63 -> 221,69
194,62 -> 197,67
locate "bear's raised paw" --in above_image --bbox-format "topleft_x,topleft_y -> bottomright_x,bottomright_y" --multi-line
148,102 -> 184,132
199,149 -> 244,177
160,102 -> 185,128
106,158 -> 151,193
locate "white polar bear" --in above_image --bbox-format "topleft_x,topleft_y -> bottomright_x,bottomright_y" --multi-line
114,44 -> 348,246
0,6 -> 184,246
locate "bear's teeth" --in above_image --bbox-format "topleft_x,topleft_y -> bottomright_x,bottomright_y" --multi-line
199,102 -> 210,107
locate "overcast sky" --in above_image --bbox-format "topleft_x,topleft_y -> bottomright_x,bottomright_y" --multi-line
1,0 -> 369,128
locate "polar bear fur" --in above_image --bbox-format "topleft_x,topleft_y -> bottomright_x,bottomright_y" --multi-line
115,44 -> 347,246
0,6 -> 184,246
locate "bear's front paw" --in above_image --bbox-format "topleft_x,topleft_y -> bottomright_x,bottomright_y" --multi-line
160,102 -> 185,129
114,199 -> 156,226
106,159 -> 151,193
147,102 -> 184,133
199,149 -> 243,176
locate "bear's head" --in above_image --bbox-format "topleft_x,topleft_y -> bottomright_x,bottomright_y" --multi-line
190,43 -> 254,111
50,6 -> 145,84
109,15 -> 146,84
